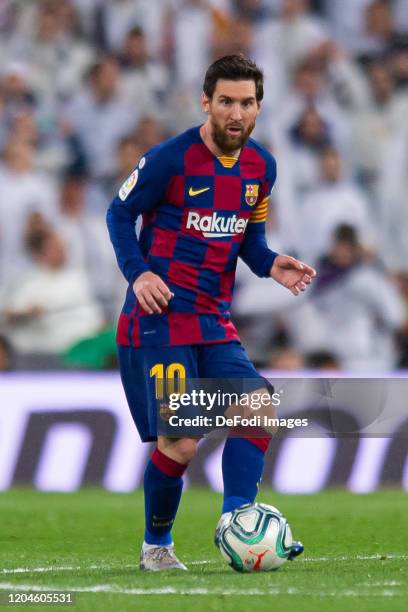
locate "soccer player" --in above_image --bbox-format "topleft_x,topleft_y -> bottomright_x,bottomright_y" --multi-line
107,55 -> 316,571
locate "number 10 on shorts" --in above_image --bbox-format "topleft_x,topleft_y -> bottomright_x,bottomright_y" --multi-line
150,363 -> 186,399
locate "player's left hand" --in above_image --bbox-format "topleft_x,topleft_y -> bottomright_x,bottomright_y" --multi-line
270,255 -> 317,296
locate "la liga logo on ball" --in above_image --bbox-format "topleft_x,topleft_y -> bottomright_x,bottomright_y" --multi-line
215,503 -> 293,572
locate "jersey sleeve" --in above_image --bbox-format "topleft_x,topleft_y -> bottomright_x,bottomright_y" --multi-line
239,153 -> 279,277
106,147 -> 173,285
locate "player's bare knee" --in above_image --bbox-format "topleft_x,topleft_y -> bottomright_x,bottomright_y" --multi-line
173,438 -> 199,463
158,436 -> 199,465
249,387 -> 279,435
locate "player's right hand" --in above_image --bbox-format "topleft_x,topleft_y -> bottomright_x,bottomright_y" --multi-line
133,271 -> 174,314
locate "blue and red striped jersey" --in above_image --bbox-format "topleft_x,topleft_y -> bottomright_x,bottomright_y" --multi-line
107,126 -> 278,347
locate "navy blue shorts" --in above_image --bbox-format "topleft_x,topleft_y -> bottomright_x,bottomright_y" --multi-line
118,341 -> 268,442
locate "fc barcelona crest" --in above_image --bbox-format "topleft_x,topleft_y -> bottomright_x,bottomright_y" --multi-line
245,184 -> 259,206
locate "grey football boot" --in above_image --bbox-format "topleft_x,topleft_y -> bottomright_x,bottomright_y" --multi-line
139,543 -> 187,571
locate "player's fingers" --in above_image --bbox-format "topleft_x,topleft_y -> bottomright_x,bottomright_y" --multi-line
150,285 -> 170,307
139,289 -> 162,314
156,280 -> 175,302
292,259 -> 315,275
144,290 -> 163,313
303,264 -> 317,277
136,293 -> 154,315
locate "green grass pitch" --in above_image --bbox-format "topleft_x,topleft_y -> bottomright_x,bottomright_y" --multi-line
0,489 -> 407,611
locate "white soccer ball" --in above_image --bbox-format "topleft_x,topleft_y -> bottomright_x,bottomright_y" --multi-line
216,503 -> 293,572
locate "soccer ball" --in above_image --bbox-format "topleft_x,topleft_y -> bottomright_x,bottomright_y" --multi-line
215,503 -> 293,572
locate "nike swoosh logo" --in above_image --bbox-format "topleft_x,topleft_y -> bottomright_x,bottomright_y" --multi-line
188,186 -> 210,196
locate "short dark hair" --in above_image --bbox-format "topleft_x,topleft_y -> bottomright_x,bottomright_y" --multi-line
333,223 -> 359,246
203,54 -> 264,101
25,229 -> 51,256
127,26 -> 144,38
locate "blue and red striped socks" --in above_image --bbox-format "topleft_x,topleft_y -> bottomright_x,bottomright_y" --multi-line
143,448 -> 186,545
221,435 -> 271,513
144,436 -> 271,544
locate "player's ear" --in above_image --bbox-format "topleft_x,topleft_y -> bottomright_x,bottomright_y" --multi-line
256,100 -> 262,115
201,92 -> 210,113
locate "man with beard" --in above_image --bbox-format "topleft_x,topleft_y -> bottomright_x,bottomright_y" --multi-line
107,54 -> 316,571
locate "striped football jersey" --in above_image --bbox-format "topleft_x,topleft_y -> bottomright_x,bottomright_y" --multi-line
107,126 -> 278,347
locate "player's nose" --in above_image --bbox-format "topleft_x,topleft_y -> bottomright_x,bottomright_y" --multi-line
230,103 -> 243,120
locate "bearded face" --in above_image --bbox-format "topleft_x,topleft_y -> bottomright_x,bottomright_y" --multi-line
203,79 -> 260,155
211,114 -> 256,154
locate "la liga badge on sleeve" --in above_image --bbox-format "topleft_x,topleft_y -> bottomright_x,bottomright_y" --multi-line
119,169 -> 138,201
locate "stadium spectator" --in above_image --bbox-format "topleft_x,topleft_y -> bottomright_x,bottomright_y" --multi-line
0,136 -> 58,282
305,350 -> 340,370
377,133 -> 408,272
267,345 -> 305,370
267,59 -> 350,155
322,0 -> 372,51
105,136 -> 143,198
219,15 -> 255,60
64,56 -> 136,179
388,35 -> 408,93
173,0 -> 218,90
8,111 -> 72,175
253,0 -> 330,115
57,172 -> 125,319
0,334 -> 14,370
349,59 -> 408,195
5,1 -> 94,108
0,62 -> 37,128
286,224 -> 405,370
297,146 -> 374,265
260,143 -> 301,256
1,227 -> 105,356
93,0 -> 167,54
132,116 -> 167,152
119,26 -> 170,119
355,0 -> 395,61
284,107 -> 333,195
257,0 -> 329,71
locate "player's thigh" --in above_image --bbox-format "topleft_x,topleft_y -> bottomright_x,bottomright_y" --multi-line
197,341 -> 264,381
117,344 -> 198,442
198,341 -> 276,422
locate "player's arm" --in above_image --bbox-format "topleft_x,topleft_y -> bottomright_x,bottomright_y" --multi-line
239,155 -> 316,295
239,155 -> 279,277
106,150 -> 174,314
239,206 -> 279,276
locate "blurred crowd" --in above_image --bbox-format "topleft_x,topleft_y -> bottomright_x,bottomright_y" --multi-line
0,0 -> 408,372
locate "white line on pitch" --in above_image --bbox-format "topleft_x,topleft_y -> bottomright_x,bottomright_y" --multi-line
0,582 -> 402,598
0,562 -> 216,575
1,553 -> 406,575
0,564 -> 136,575
188,560 -> 216,565
301,554 -> 408,562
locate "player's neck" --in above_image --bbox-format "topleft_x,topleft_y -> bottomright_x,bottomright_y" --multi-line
199,123 -> 241,159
